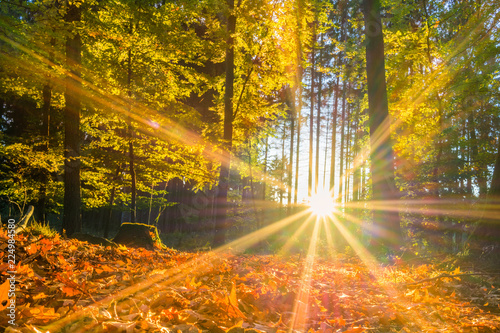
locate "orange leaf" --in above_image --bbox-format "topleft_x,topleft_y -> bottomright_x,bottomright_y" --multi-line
99,265 -> 114,273
25,243 -> 39,255
62,286 -> 82,297
228,281 -> 246,318
328,316 -> 346,327
0,280 -> 12,311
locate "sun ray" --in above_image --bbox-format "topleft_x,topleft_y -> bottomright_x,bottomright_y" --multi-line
322,218 -> 338,259
289,216 -> 321,332
43,208 -> 313,331
327,215 -> 435,331
278,213 -> 316,256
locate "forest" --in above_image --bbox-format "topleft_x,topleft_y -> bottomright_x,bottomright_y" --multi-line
1,0 -> 500,332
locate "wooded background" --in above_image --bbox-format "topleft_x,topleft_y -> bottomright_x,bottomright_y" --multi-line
0,0 -> 499,252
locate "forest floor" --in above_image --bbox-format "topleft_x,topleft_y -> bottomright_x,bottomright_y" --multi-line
1,229 -> 500,333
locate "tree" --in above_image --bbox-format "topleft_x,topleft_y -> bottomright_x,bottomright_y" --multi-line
363,0 -> 402,248
213,0 -> 236,247
62,2 -> 82,236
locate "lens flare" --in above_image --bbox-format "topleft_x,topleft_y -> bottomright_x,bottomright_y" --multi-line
308,189 -> 336,218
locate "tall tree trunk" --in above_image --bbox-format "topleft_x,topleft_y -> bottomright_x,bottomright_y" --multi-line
323,110 -> 330,188
288,86 -> 295,209
477,103 -> 488,197
39,83 -> 51,223
261,135 -> 269,227
338,79 -> 347,202
104,165 -> 121,238
293,0 -> 304,205
247,144 -> 260,228
315,33 -> 323,194
280,124 -> 286,206
308,25 -> 316,197
213,0 -> 236,246
329,55 -> 340,193
490,138 -> 500,197
294,82 -> 302,204
39,36 -> 56,224
468,113 -> 478,195
476,135 -> 500,245
466,116 -> 472,195
62,2 -> 82,236
352,110 -> 360,202
363,0 -> 402,248
345,101 -> 351,203
127,20 -> 137,224
263,135 -> 268,202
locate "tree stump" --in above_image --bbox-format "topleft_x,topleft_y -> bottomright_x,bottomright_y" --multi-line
113,223 -> 163,249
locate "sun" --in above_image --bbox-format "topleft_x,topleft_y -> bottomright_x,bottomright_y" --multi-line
308,189 -> 336,218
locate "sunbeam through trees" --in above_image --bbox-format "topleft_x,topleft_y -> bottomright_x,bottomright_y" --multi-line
1,0 -> 500,331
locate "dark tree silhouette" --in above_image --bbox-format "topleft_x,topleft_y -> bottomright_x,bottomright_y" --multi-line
363,0 -> 402,249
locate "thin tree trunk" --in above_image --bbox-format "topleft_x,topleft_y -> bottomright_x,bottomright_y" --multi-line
338,78 -> 347,203
288,86 -> 295,210
315,33 -> 323,194
148,183 -> 154,225
263,135 -> 268,202
477,103 -> 488,197
345,101 -> 351,203
62,2 -> 82,236
293,1 -> 304,205
248,144 -> 260,228
353,110 -> 360,202
261,135 -> 269,227
39,35 -> 54,224
308,25 -> 316,197
330,56 -> 340,192
490,138 -> 500,196
323,109 -> 330,188
280,124 -> 286,205
104,165 -> 121,238
330,63 -> 340,193
294,85 -> 302,204
213,0 -> 236,246
127,41 -> 137,224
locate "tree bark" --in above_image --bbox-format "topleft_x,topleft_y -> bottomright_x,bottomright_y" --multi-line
62,2 -> 82,236
329,55 -> 340,193
39,78 -> 52,223
127,22 -> 137,224
353,107 -> 361,202
308,25 -> 316,197
287,86 -> 295,209
338,78 -> 347,202
213,0 -> 236,247
323,109 -> 330,188
363,0 -> 402,249
315,33 -> 324,194
294,82 -> 302,204
263,135 -> 268,203
280,124 -> 286,205
104,165 -> 121,238
345,100 -> 351,203
491,138 -> 500,197
293,1 -> 304,205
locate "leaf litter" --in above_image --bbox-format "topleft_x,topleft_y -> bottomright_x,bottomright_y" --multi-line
1,229 -> 500,332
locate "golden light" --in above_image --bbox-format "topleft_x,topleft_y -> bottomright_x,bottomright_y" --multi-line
307,188 -> 336,218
